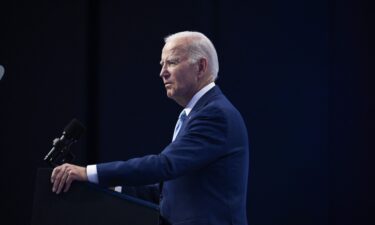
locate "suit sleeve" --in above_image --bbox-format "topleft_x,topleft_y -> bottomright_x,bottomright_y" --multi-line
97,106 -> 228,186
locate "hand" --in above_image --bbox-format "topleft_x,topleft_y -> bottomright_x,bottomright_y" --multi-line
51,163 -> 88,194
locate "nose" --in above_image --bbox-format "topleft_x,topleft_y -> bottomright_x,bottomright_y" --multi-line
159,63 -> 169,78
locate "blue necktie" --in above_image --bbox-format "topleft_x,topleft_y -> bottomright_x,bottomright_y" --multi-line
172,110 -> 187,141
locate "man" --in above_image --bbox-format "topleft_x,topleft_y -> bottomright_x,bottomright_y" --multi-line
51,31 -> 249,225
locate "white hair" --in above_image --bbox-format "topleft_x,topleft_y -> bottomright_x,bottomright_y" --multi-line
164,31 -> 219,81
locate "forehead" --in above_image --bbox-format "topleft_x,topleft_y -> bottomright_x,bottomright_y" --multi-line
161,39 -> 189,59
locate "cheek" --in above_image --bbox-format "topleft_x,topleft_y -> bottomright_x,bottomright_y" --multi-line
171,67 -> 190,91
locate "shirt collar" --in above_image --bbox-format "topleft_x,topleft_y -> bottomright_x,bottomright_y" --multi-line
184,82 -> 215,116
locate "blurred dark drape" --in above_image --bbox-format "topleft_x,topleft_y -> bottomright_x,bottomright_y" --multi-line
0,1 -> 372,225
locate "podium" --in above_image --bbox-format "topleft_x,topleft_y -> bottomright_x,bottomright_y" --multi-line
31,168 -> 159,225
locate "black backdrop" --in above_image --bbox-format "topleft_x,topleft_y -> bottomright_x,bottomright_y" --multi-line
0,1 -> 373,225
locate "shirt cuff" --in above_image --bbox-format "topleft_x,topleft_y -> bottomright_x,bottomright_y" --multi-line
86,165 -> 99,184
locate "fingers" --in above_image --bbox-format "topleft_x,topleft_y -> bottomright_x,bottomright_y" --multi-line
51,163 -> 86,194
51,164 -> 63,183
51,165 -> 67,193
64,170 -> 76,193
55,168 -> 69,194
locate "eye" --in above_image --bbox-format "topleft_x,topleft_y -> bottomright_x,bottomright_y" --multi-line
167,59 -> 179,66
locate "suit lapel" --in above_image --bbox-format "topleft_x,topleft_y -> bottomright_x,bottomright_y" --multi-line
177,86 -> 223,137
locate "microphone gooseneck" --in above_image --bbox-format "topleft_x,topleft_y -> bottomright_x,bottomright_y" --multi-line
44,119 -> 86,166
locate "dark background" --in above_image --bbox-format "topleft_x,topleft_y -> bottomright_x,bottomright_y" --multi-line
0,1 -> 373,225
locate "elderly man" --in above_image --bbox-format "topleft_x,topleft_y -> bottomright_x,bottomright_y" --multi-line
51,31 -> 249,225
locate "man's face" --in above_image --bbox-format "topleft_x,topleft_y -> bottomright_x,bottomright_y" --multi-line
160,39 -> 199,106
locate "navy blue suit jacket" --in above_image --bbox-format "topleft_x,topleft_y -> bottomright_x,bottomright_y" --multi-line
97,86 -> 249,225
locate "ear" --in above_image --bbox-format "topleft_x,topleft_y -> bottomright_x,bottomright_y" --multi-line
197,58 -> 208,77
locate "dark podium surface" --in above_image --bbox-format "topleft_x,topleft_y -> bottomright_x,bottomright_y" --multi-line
31,168 -> 159,225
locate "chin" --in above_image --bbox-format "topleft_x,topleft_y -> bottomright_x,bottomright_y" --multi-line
166,90 -> 174,98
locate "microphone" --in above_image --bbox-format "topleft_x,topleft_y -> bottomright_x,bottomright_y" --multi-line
44,118 -> 86,166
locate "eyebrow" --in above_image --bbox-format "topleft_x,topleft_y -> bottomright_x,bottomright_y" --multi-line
160,47 -> 183,66
160,56 -> 179,66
